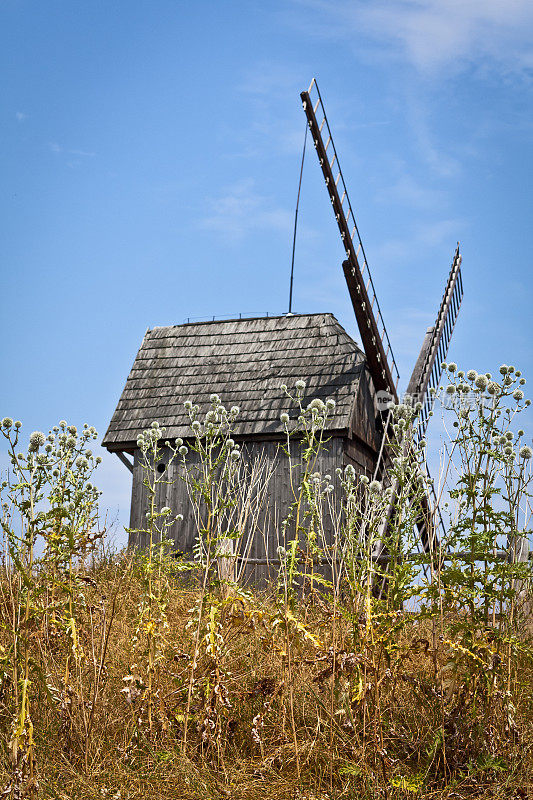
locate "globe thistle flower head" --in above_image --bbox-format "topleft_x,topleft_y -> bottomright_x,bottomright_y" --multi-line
446,385 -> 456,395
226,438 -> 235,449
526,400 -> 531,407
295,379 -> 306,392
504,446 -> 513,456
45,444 -> 53,453
475,375 -> 488,391
191,420 -> 201,432
76,456 -> 89,469
518,430 -> 524,437
487,382 -> 498,395
519,446 -> 532,460
467,370 -> 477,381
160,507 -> 171,515
509,366 -> 515,373
209,393 -> 220,405
95,456 -> 102,464
308,398 -> 325,413
504,375 -> 513,386
230,406 -> 240,417
230,449 -> 241,460
457,371 -> 464,379
513,390 -> 524,401
415,401 -> 423,412
368,480 -> 381,494
178,445 -> 188,456
441,362 -> 447,370
280,412 -> 289,425
360,474 -> 369,485
325,398 -> 336,411
344,464 -> 356,481
205,409 -> 218,424
448,363 -> 457,373
28,431 -> 46,451
499,365 -> 509,375
1,417 -> 13,430
52,468 -> 60,477
520,378 -> 526,385
280,383 -> 287,393
184,400 -> 193,411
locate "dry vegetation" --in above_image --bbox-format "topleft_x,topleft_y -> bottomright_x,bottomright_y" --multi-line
0,365 -> 532,799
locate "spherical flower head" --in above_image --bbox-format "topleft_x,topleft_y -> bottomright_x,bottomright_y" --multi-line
441,362 -> 447,370
184,400 -> 193,411
226,438 -> 235,449
205,409 -> 218,423
415,401 -> 423,412
520,378 -> 526,385
280,412 -> 289,425
66,436 -> 76,449
487,382 -> 498,395
446,385 -> 456,395
209,393 -> 220,405
519,446 -> 532,460
14,421 -> 21,429
2,417 -> 13,430
95,456 -> 102,464
506,431 -> 514,441
509,365 -> 515,373
344,464 -> 356,481
191,420 -> 201,432
76,456 -> 89,469
52,468 -> 60,477
475,375 -> 488,391
28,431 -> 46,451
526,400 -> 531,407
504,446 -> 513,456
136,435 -> 145,448
178,445 -> 188,456
308,398 -> 325,413
160,506 -> 171,515
360,475 -> 369,485
45,443 -> 53,453
295,379 -> 306,393
368,480 -> 381,494
499,365 -> 509,375
280,383 -> 287,393
448,363 -> 457,373
230,449 -> 241,460
325,398 -> 336,411
513,389 -> 524,401
466,370 -> 477,381
230,405 -> 240,417
457,371 -> 464,379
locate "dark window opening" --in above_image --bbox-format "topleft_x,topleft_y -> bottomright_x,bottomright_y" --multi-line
157,462 -> 166,474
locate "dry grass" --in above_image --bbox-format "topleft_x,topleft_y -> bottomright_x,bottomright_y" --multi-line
1,551 -> 531,800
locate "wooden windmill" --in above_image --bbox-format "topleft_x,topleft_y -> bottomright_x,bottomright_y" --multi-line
103,79 -> 464,584
300,78 -> 464,554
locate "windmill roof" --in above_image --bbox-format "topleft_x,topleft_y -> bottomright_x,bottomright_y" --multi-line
103,313 -> 365,450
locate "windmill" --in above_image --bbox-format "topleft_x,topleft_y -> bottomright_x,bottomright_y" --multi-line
300,78 -> 464,559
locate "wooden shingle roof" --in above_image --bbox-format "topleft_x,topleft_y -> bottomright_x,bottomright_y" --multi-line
103,313 -> 365,449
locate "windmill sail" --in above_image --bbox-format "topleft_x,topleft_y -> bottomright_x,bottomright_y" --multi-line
301,79 -> 399,400
407,245 -> 464,442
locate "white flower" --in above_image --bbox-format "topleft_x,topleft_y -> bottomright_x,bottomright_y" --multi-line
519,446 -> 532,460
151,421 -> 159,429
344,464 -> 356,480
184,400 -> 193,411
191,420 -> 201,432
446,385 -> 456,395
280,412 -> 289,425
295,379 -> 306,392
160,507 -> 171,515
230,449 -> 241,460
448,362 -> 457,372
499,365 -> 509,375
475,375 -> 488,390
28,431 -> 46,451
513,389 -> 524,401
308,398 -> 325,413
280,383 -> 287,392
325,398 -> 336,411
76,456 -> 89,469
210,393 -> 220,404
179,445 -> 188,456
230,405 -> 240,416
2,417 -> 13,429
487,382 -> 498,395
466,370 -> 477,381
360,475 -> 369,485
368,480 -> 382,494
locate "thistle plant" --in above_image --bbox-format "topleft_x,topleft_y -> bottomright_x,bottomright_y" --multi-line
0,419 -> 103,793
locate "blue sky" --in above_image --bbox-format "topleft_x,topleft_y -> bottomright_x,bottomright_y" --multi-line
1,0 -> 532,546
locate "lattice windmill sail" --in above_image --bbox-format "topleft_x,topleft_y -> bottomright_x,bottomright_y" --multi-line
301,78 -> 464,559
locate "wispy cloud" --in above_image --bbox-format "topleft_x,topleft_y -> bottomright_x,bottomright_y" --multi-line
48,142 -> 96,157
15,111 -> 28,122
201,179 -> 293,242
294,0 -> 533,76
